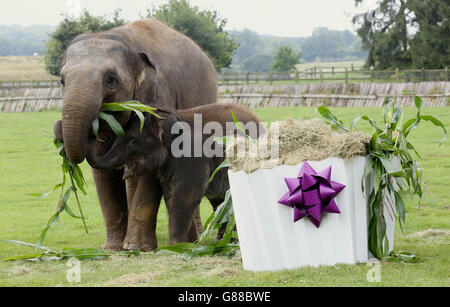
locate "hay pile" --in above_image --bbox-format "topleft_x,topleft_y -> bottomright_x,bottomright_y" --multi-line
226,118 -> 371,173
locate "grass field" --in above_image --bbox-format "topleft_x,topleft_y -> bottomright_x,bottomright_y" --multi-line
0,56 -> 57,81
0,107 -> 449,287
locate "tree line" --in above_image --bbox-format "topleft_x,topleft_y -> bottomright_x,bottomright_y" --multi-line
0,0 -> 447,74
231,27 -> 366,72
354,0 -> 449,69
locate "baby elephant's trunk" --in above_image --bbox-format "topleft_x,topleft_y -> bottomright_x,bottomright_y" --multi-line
86,139 -> 127,170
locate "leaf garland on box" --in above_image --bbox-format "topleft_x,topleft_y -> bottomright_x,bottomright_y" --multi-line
317,93 -> 446,259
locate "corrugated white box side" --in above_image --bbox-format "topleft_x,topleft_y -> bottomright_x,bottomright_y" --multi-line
228,156 -> 386,272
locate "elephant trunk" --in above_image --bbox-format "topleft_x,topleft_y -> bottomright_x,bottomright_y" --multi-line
86,138 -> 128,170
62,81 -> 103,164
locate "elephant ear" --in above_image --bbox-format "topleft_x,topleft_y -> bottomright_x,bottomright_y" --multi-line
133,52 -> 158,104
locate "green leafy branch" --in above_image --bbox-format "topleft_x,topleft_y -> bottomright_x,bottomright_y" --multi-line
157,190 -> 239,260
30,101 -> 160,247
0,239 -> 139,262
317,94 -> 446,259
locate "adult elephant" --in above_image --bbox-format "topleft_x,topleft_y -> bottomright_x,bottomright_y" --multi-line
53,19 -> 217,251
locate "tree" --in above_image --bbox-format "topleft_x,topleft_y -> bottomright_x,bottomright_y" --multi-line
353,0 -> 413,69
301,27 -> 365,62
408,0 -> 449,69
353,0 -> 449,69
231,28 -> 264,65
44,10 -> 126,75
147,0 -> 237,70
271,45 -> 301,71
241,54 -> 274,72
0,25 -> 55,56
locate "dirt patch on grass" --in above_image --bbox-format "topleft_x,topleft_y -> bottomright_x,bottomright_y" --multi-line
411,229 -> 450,238
104,271 -> 162,286
204,266 -> 237,277
9,265 -> 30,276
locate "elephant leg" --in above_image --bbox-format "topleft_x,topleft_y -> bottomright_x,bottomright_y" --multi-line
193,205 -> 204,235
92,168 -> 128,251
208,197 -> 228,241
165,195 -> 200,245
123,174 -> 161,251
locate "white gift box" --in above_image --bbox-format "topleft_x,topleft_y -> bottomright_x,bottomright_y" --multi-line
228,156 -> 395,272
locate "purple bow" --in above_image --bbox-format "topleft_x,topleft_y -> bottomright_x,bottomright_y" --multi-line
278,162 -> 345,228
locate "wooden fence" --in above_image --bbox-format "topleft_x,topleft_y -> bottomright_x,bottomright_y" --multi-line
0,80 -> 60,89
0,82 -> 448,113
218,82 -> 450,108
0,68 -> 448,89
218,68 -> 449,85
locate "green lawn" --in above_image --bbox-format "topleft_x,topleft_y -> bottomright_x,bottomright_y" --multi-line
0,107 -> 449,287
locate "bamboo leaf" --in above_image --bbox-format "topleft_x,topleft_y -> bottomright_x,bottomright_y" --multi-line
231,110 -> 246,135
0,239 -> 56,253
419,115 -> 447,145
414,95 -> 422,110
98,112 -> 125,136
209,160 -> 231,183
316,106 -> 349,132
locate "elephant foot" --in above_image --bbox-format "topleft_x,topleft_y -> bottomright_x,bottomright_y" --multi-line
122,221 -> 157,252
123,237 -> 156,252
102,239 -> 125,251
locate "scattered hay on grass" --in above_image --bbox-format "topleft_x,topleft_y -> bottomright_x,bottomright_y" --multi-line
411,229 -> 450,238
226,118 -> 371,173
204,266 -> 236,277
104,272 -> 162,286
9,265 -> 30,276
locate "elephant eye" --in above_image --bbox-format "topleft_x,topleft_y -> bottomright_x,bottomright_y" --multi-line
60,78 -> 65,86
127,139 -> 137,151
104,74 -> 119,88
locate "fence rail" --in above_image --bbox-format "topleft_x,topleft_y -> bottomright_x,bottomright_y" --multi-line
1,82 -> 448,112
0,80 -> 60,89
217,67 -> 449,85
0,68 -> 448,89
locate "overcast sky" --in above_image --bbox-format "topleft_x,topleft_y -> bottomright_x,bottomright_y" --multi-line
1,0 -> 379,37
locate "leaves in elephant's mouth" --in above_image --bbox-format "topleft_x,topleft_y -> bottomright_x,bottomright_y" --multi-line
28,100 -> 161,247
93,101 -> 162,138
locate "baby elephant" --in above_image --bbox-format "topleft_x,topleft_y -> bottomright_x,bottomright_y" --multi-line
87,103 -> 263,247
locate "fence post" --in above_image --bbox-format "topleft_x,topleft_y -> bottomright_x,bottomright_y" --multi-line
351,63 -> 354,71
421,68 -> 425,82
320,70 -> 323,83
370,67 -> 374,82
12,80 -> 15,89
295,70 -> 299,84
445,67 -> 448,82
345,68 -> 348,84
221,71 -> 225,85
269,71 -> 273,85
395,68 -> 399,82
246,71 -> 249,85
331,67 -> 335,75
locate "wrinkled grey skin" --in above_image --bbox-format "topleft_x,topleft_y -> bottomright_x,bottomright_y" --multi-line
86,104 -> 263,245
54,19 -> 217,251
